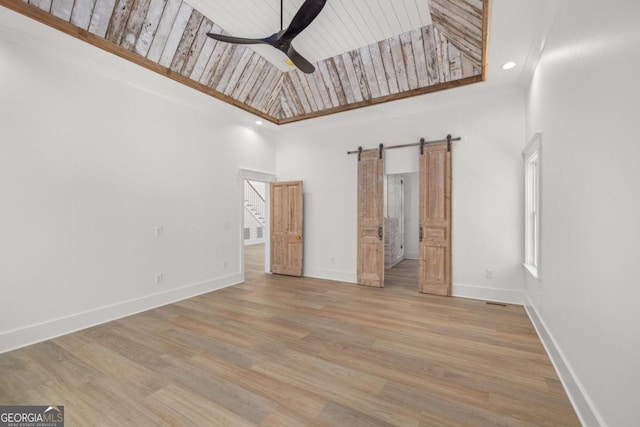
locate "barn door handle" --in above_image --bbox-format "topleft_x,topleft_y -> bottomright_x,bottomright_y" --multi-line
419,224 -> 423,242
378,226 -> 383,241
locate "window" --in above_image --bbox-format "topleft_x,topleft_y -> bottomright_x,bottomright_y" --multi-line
257,227 -> 263,238
244,227 -> 251,240
523,133 -> 542,278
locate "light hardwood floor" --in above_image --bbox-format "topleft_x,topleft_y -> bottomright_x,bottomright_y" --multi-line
244,242 -> 267,281
0,244 -> 579,426
385,258 -> 420,292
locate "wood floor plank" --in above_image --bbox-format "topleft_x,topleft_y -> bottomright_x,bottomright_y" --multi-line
251,359 -> 421,427
163,327 -> 263,369
0,351 -> 53,400
164,358 -> 278,425
147,383 -> 256,427
381,381 -> 529,427
319,401 -> 396,427
54,338 -> 167,396
260,406 -> 330,427
21,341 -> 99,388
316,342 -> 492,409
190,351 -> 328,419
75,379 -> 167,425
0,244 -> 579,426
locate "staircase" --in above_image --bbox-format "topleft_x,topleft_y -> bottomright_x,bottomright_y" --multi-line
244,181 -> 266,242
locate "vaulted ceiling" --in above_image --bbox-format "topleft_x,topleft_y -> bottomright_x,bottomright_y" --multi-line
1,0 -> 489,124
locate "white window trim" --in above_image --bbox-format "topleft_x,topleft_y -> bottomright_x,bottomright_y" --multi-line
523,133 -> 542,279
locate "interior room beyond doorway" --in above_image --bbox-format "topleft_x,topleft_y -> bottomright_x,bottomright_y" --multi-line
384,172 -> 419,291
243,179 -> 267,278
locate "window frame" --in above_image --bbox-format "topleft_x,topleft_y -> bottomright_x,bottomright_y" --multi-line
523,133 -> 542,278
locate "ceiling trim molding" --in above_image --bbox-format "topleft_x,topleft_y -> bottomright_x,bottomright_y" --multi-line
278,74 -> 483,124
482,0 -> 491,80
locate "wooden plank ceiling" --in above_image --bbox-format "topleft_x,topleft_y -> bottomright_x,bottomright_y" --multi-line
1,0 -> 488,124
185,0 -> 434,72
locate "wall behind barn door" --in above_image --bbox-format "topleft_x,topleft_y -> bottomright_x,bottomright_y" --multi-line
275,86 -> 525,302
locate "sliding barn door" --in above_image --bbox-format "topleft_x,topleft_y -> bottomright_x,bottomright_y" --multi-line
419,144 -> 452,296
270,181 -> 303,277
357,150 -> 384,287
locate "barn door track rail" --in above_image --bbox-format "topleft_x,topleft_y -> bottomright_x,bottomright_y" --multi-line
348,134 -> 461,159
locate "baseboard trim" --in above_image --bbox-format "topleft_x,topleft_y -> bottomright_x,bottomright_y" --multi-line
0,273 -> 243,354
303,268 -> 357,284
524,295 -> 603,427
404,252 -> 419,260
299,273 -> 525,305
452,283 -> 524,305
244,239 -> 265,246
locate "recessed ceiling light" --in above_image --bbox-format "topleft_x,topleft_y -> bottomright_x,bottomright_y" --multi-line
255,120 -> 263,126
502,61 -> 517,70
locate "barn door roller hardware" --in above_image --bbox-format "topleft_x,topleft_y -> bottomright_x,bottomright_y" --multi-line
422,134 -> 452,154
378,226 -> 383,240
347,135 -> 461,155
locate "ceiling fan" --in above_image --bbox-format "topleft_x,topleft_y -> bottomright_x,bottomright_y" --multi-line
206,0 -> 327,74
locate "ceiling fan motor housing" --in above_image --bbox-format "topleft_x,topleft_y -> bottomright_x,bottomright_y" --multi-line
206,0 -> 327,74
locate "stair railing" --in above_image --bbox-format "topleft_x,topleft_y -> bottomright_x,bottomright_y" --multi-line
244,181 -> 266,225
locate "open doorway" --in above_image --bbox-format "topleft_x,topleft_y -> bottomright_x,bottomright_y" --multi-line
243,179 -> 267,280
357,140 -> 452,295
384,172 -> 419,291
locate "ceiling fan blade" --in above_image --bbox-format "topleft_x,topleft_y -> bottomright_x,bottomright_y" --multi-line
206,33 -> 266,45
282,0 -> 327,40
287,45 -> 315,74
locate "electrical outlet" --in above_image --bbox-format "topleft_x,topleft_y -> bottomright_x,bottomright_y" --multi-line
223,261 -> 228,269
155,273 -> 164,284
155,227 -> 164,237
223,220 -> 230,230
330,257 -> 335,264
486,269 -> 493,279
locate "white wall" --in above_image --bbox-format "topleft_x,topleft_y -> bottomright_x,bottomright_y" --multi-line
276,86 -> 526,302
525,0 -> 640,425
0,8 -> 275,353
